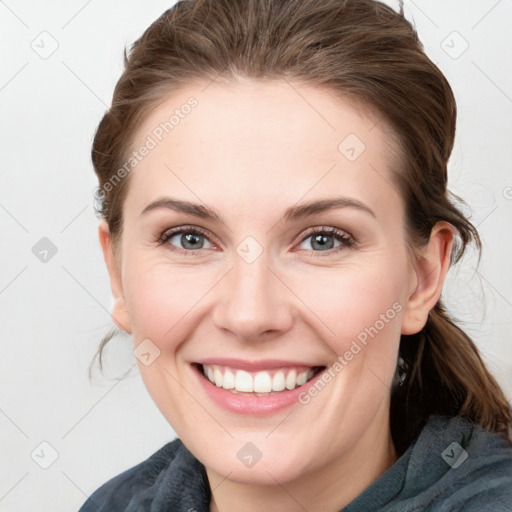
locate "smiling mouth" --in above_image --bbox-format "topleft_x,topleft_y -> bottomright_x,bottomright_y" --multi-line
194,363 -> 325,396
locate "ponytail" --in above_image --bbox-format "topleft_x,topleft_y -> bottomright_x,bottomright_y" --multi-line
391,300 -> 512,454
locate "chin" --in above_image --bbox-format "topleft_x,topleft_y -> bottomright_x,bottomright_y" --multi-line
194,436 -> 317,485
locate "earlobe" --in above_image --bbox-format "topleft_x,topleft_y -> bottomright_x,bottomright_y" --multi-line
98,220 -> 132,334
401,222 -> 455,335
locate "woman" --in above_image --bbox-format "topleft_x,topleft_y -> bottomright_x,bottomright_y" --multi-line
79,0 -> 512,510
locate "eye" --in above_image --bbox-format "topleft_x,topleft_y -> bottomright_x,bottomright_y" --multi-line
295,226 -> 355,257
159,226 -> 215,256
158,225 -> 355,258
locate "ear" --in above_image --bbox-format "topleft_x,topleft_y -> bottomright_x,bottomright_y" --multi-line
401,222 -> 455,335
98,219 -> 132,334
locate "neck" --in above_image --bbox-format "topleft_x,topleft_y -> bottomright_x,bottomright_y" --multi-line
207,411 -> 398,512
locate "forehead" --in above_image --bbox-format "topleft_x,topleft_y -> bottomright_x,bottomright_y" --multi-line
124,78 -> 403,223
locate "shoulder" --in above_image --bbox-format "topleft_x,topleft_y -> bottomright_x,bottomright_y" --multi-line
77,438 -> 190,512
405,414 -> 512,511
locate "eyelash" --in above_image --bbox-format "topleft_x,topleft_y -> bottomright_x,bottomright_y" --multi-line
157,225 -> 355,258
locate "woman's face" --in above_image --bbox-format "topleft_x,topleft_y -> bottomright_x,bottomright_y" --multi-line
102,78 -> 427,485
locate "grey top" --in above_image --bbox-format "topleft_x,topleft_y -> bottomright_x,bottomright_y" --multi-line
78,414 -> 512,511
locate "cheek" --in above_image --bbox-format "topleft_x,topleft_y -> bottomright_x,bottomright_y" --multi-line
122,260 -> 213,427
123,259 -> 202,342
292,259 -> 405,371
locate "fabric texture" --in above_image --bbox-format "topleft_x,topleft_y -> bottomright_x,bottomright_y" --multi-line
78,414 -> 512,512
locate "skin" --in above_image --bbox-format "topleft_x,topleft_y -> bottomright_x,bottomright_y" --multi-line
99,78 -> 454,512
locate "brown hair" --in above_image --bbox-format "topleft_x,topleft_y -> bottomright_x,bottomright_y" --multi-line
90,0 -> 512,453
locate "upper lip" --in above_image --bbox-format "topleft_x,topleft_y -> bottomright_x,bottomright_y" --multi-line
194,358 -> 325,372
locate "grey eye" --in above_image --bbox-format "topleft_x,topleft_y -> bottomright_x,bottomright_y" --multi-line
166,231 -> 213,251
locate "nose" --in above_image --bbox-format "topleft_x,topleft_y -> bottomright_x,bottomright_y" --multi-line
212,252 -> 294,342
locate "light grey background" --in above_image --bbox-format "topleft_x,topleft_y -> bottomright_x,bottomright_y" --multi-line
1,1 -> 511,510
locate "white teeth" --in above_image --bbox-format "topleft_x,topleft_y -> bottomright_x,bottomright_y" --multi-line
253,372 -> 272,393
296,371 -> 308,386
235,370 -> 254,392
285,369 -> 297,390
214,367 -> 223,387
272,370 -> 286,391
202,365 -> 318,393
222,369 -> 235,389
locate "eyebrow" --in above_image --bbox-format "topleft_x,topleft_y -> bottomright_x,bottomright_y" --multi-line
140,196 -> 376,223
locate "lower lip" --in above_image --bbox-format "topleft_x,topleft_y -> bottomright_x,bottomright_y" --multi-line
192,364 -> 325,416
